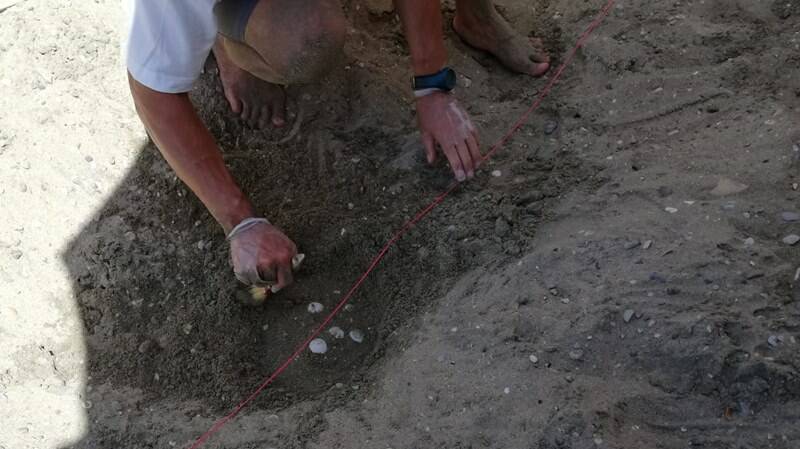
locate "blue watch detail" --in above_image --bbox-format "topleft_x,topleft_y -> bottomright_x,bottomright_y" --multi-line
412,67 -> 457,92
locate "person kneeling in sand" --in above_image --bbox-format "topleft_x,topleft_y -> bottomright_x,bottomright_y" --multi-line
126,0 -> 549,292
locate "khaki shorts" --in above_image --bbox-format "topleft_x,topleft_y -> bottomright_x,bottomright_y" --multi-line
214,0 -> 260,43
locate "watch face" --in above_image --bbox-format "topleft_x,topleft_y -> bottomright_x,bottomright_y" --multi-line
444,68 -> 457,90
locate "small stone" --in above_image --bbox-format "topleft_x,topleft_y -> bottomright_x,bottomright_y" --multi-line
560,298 -> 570,304
494,217 -> 511,237
85,155 -> 93,162
349,329 -> 364,343
137,340 -> 154,354
767,335 -> 779,347
624,240 -> 641,250
503,387 -> 510,394
328,326 -> 345,339
783,234 -> 800,245
544,120 -> 559,135
664,207 -> 678,214
491,170 -> 502,177
568,349 -> 584,360
461,75 -> 472,88
781,212 -> 800,222
10,250 -> 22,260
529,355 -> 539,364
744,237 -> 755,246
710,177 -> 748,196
623,309 -> 635,323
642,240 -> 653,249
307,302 -> 324,313
309,338 -> 328,354
565,374 -> 575,383
182,323 -> 193,335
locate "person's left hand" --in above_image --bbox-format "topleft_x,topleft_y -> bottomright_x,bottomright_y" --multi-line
415,92 -> 482,181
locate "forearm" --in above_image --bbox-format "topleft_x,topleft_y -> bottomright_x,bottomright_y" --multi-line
128,74 -> 253,233
395,0 -> 448,75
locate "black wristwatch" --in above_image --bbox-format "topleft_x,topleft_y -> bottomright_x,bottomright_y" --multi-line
412,67 -> 457,96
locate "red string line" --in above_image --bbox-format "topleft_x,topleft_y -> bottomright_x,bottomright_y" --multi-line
188,1 -> 615,447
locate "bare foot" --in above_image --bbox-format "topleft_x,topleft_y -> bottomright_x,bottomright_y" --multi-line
453,6 -> 550,77
213,38 -> 287,129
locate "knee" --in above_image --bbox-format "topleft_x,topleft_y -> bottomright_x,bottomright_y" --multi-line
289,3 -> 346,83
249,0 -> 346,84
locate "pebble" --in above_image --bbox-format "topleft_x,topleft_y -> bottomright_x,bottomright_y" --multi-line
349,329 -> 364,343
503,387 -> 510,394
494,217 -> 511,237
328,326 -> 345,339
307,302 -> 324,313
568,349 -> 584,360
767,335 -> 780,347
710,177 -> 748,196
182,323 -> 192,335
491,170 -> 502,177
664,207 -> 678,214
560,298 -> 570,304
529,355 -> 539,364
544,120 -> 559,135
623,309 -> 635,323
783,234 -> 800,245
744,237 -> 755,246
624,241 -> 641,250
309,338 -> 328,354
781,212 -> 800,222
642,240 -> 653,249
10,250 -> 22,260
137,340 -> 154,354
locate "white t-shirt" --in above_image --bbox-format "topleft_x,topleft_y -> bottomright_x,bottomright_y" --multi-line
125,0 -> 218,93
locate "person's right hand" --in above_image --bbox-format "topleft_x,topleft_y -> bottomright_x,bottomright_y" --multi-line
415,92 -> 482,182
229,221 -> 298,291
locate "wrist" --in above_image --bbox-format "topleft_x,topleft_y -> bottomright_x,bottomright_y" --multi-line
412,67 -> 457,97
218,194 -> 256,234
